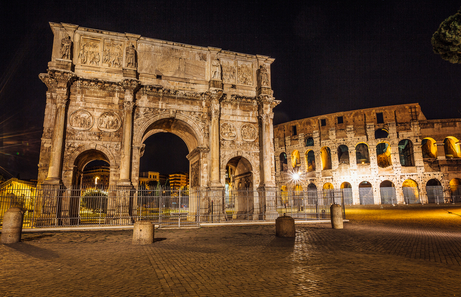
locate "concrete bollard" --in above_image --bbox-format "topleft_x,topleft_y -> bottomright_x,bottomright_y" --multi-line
330,204 -> 343,229
132,221 -> 154,245
1,207 -> 24,244
276,215 -> 295,238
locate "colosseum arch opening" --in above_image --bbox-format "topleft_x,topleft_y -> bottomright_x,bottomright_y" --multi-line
444,137 -> 461,159
402,179 -> 419,204
359,181 -> 373,205
376,142 -> 392,168
399,140 -> 415,166
356,143 -> 370,165
338,145 -> 349,165
426,179 -> 443,204
305,150 -> 316,173
421,137 -> 437,159
380,180 -> 396,205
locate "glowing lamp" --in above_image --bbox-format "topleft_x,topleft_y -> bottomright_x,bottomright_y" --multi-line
292,172 -> 300,181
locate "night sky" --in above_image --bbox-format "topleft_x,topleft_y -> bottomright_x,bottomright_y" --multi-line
1,0 -> 461,179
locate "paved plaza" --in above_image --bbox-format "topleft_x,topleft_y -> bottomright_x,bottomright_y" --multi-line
1,205 -> 461,296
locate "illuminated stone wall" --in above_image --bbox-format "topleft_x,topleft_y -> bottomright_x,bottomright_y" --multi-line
274,103 -> 461,204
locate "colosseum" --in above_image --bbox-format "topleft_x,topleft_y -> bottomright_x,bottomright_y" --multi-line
273,103 -> 461,205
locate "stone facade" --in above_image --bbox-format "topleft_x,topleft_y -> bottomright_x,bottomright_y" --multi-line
274,103 -> 461,204
37,23 -> 278,219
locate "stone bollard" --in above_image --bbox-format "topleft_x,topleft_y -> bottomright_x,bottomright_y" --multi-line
330,204 -> 343,229
1,207 -> 24,244
276,215 -> 295,238
132,221 -> 154,245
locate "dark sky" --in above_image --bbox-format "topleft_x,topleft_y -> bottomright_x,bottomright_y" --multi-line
1,0 -> 461,179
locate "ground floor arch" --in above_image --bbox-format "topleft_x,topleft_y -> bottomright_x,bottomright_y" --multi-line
426,179 -> 443,204
359,181 -> 373,205
449,178 -> 461,203
380,180 -> 396,204
402,179 -> 419,204
67,149 -> 113,225
341,182 -> 352,205
307,183 -> 318,204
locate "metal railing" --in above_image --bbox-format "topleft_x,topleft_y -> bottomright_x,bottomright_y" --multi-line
1,185 -> 348,229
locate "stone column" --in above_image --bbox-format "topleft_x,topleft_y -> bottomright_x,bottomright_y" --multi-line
39,70 -> 75,184
209,94 -> 222,188
258,97 -> 279,219
118,79 -> 140,186
259,113 -> 275,187
46,95 -> 69,184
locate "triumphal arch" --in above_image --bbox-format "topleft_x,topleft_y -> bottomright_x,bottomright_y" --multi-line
37,23 -> 279,222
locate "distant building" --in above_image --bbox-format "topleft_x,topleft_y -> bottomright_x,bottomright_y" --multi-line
169,172 -> 189,190
81,166 -> 110,188
274,103 -> 461,205
0,178 -> 37,215
139,171 -> 160,188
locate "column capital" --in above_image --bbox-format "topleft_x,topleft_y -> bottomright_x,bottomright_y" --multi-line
121,79 -> 141,93
124,101 -> 135,111
39,70 -> 76,91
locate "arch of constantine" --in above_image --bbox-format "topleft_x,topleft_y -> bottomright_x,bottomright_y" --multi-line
37,23 -> 278,223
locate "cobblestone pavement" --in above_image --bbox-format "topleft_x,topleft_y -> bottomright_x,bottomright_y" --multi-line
1,205 -> 461,296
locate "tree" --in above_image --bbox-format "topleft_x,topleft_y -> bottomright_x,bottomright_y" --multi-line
432,7 -> 461,63
81,189 -> 108,213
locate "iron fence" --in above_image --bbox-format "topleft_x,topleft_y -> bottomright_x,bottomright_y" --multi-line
0,185 -> 349,229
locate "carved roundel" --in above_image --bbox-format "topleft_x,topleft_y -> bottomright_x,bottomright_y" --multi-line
220,122 -> 237,140
69,109 -> 94,130
98,112 -> 121,132
241,124 -> 257,141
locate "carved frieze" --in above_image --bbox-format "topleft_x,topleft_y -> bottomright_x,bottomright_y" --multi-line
190,161 -> 199,187
98,112 -> 121,132
79,37 -> 100,66
66,129 -> 122,141
237,62 -> 253,85
222,60 -> 236,84
69,109 -> 94,130
221,140 -> 259,150
241,124 -> 258,141
221,122 -> 237,140
102,39 -> 123,68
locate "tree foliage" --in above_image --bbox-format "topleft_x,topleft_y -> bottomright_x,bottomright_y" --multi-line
432,8 -> 461,63
81,189 -> 108,213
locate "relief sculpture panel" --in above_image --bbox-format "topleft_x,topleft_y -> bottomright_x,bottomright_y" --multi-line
98,112 -> 121,132
237,62 -> 253,86
79,37 -> 100,66
102,39 -> 123,68
241,123 -> 257,141
69,109 -> 94,130
137,43 -> 206,79
222,60 -> 236,84
220,122 -> 237,140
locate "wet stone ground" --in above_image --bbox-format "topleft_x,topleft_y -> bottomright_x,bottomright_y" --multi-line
1,205 -> 461,296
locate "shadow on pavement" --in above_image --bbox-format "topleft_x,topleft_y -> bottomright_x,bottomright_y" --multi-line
6,242 -> 60,260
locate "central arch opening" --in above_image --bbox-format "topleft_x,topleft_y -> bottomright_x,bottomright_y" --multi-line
135,117 -> 200,223
140,133 -> 189,188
